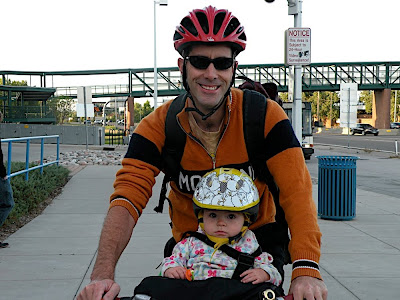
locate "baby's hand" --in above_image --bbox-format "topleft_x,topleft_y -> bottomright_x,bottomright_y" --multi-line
164,266 -> 187,279
240,268 -> 270,284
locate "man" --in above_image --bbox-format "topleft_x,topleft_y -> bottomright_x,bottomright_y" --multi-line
78,6 -> 327,300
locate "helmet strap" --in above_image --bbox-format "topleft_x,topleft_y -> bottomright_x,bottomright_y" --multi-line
182,58 -> 190,91
184,94 -> 226,121
198,210 -> 250,260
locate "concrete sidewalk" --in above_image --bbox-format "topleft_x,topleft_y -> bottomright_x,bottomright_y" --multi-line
0,153 -> 399,299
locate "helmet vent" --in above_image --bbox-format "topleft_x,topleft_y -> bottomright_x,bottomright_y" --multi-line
224,17 -> 240,37
220,182 -> 228,193
213,12 -> 226,35
178,26 -> 185,34
181,17 -> 198,36
236,179 -> 244,189
195,12 -> 209,34
173,31 -> 183,41
238,32 -> 247,42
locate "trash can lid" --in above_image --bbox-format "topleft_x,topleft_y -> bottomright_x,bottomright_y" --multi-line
316,155 -> 359,167
315,155 -> 359,160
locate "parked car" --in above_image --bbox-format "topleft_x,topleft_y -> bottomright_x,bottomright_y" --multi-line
83,120 -> 92,125
350,123 -> 379,136
390,122 -> 400,129
93,119 -> 104,125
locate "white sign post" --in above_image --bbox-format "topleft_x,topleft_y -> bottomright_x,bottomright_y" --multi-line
77,86 -> 93,149
340,83 -> 358,135
76,87 -> 94,118
285,28 -> 311,66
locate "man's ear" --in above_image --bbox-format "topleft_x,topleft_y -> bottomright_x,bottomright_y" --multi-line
178,58 -> 184,74
235,60 -> 238,68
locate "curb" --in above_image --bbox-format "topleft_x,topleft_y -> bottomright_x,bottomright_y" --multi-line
65,165 -> 87,177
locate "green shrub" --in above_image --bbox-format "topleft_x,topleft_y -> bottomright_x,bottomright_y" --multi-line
4,162 -> 70,225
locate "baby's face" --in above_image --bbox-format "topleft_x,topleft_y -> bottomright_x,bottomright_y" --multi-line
202,209 -> 245,238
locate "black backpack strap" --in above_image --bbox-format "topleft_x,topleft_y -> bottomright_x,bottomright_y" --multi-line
162,92 -> 188,180
243,89 -> 280,206
154,175 -> 171,213
242,89 -> 272,183
242,89 -> 291,265
184,231 -> 262,280
154,92 -> 188,213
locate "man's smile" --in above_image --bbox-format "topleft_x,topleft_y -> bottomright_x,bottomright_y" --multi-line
199,84 -> 219,91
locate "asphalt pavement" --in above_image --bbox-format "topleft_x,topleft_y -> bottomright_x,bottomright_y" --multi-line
0,145 -> 399,299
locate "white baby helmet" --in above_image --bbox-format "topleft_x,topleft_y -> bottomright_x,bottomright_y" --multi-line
193,168 -> 260,223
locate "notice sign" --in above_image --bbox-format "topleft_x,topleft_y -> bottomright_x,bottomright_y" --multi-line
285,28 -> 311,65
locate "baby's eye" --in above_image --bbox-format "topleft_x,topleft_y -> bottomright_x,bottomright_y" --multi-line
209,212 -> 217,218
227,214 -> 236,220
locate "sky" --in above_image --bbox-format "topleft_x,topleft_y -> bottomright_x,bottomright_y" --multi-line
1,0 -> 398,73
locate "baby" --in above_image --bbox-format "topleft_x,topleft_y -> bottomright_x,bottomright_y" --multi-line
161,168 -> 282,286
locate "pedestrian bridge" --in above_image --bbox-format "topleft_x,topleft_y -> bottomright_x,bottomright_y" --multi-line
1,61 -> 399,99
1,61 -> 399,127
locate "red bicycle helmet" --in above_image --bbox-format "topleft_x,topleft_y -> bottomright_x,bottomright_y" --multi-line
173,6 -> 246,56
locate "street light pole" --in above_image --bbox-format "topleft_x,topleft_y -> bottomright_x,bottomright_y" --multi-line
153,0 -> 168,110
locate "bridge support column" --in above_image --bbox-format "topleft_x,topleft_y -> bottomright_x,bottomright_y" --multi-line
373,89 -> 391,129
125,97 -> 135,133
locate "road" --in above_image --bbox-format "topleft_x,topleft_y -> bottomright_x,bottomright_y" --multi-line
307,144 -> 400,199
310,132 -> 400,199
314,132 -> 400,153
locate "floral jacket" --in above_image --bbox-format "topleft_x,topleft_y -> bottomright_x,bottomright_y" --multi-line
161,227 -> 282,286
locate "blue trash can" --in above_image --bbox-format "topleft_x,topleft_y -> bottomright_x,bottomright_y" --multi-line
317,156 -> 359,220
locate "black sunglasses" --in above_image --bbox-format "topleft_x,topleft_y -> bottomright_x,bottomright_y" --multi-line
185,56 -> 234,70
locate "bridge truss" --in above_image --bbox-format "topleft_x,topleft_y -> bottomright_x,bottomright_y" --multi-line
1,61 -> 400,100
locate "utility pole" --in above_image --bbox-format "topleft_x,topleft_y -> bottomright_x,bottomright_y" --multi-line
395,90 -> 397,122
330,92 -> 333,128
317,91 -> 320,124
288,0 -> 304,143
83,87 -> 89,150
267,0 -> 306,141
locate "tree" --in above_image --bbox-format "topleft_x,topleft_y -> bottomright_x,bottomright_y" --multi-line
47,96 -> 74,124
133,102 -> 143,123
133,100 -> 154,124
142,100 -> 153,117
359,90 -> 373,114
0,78 -> 27,86
302,91 -> 340,124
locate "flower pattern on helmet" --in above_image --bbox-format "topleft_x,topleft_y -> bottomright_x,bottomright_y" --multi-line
194,168 -> 259,211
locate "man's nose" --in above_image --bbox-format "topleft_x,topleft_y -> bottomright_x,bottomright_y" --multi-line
203,63 -> 218,79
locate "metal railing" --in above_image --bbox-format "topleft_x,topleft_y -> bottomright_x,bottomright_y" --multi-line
3,105 -> 56,123
105,129 -> 129,145
1,135 -> 60,180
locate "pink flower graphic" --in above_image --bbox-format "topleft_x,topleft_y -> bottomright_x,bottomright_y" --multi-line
195,249 -> 205,255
